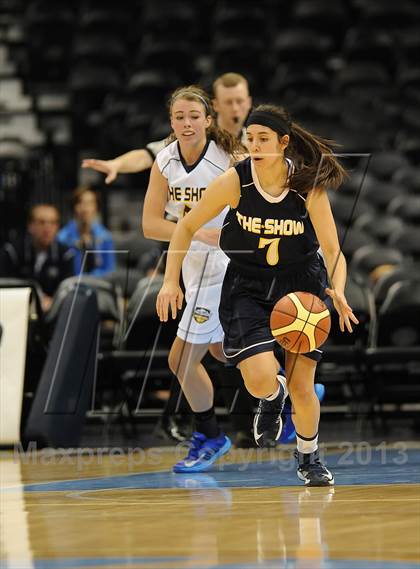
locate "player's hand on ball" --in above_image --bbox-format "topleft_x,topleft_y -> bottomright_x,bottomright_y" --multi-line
157,282 -> 184,321
325,288 -> 359,333
81,158 -> 120,184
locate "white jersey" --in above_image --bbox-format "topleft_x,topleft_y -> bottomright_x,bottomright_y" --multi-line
146,138 -> 166,159
155,139 -> 231,344
156,139 -> 231,229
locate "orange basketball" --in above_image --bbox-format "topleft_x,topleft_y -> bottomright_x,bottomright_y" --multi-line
270,291 -> 331,353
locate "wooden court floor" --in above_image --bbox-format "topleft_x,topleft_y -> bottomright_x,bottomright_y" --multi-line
1,443 -> 419,569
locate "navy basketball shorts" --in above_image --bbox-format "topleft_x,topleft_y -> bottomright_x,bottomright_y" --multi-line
219,255 -> 333,367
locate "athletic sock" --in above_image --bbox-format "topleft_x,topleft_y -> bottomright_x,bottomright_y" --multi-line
265,374 -> 288,401
265,384 -> 280,401
296,432 -> 319,454
194,406 -> 220,439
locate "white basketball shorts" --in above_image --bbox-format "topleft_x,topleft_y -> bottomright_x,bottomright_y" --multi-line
177,242 -> 228,345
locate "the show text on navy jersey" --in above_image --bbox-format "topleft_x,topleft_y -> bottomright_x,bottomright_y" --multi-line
236,212 -> 305,236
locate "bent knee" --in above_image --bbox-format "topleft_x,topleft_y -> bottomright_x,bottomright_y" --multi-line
168,346 -> 202,377
244,374 -> 275,398
168,346 -> 185,376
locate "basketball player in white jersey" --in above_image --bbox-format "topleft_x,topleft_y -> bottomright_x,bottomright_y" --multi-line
81,74 -> 254,448
144,85 -> 243,472
81,73 -> 251,181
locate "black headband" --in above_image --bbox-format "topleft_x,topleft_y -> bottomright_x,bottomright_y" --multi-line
245,110 -> 290,135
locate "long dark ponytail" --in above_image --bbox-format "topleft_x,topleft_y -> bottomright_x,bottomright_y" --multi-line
253,104 -> 348,194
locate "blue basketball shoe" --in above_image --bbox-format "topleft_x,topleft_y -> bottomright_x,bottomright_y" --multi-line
173,432 -> 232,473
280,383 -> 325,444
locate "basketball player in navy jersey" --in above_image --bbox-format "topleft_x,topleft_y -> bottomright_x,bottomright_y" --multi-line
157,104 -> 359,486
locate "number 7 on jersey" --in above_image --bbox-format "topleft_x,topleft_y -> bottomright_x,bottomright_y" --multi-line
258,237 -> 281,266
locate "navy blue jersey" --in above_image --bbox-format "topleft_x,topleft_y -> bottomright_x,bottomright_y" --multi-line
220,157 -> 319,275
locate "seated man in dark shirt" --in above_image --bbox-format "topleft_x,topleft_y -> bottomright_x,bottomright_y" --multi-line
0,204 -> 74,312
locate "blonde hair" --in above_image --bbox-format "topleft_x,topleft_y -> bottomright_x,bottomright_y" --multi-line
213,72 -> 249,96
167,85 -> 244,157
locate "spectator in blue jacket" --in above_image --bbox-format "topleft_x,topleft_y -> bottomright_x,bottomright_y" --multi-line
58,187 -> 116,277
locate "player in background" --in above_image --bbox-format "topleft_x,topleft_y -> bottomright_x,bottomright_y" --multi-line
139,85 -> 243,472
156,104 -> 359,486
81,73 -> 257,447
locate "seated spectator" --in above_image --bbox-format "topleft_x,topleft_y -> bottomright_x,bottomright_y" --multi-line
58,186 -> 116,278
0,204 -> 74,312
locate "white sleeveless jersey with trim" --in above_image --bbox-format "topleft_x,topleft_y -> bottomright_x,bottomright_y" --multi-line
155,138 -> 231,344
146,138 -> 166,160
156,139 -> 231,229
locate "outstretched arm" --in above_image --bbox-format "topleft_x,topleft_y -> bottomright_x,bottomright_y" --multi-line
156,167 -> 240,322
306,188 -> 359,333
81,148 -> 155,184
